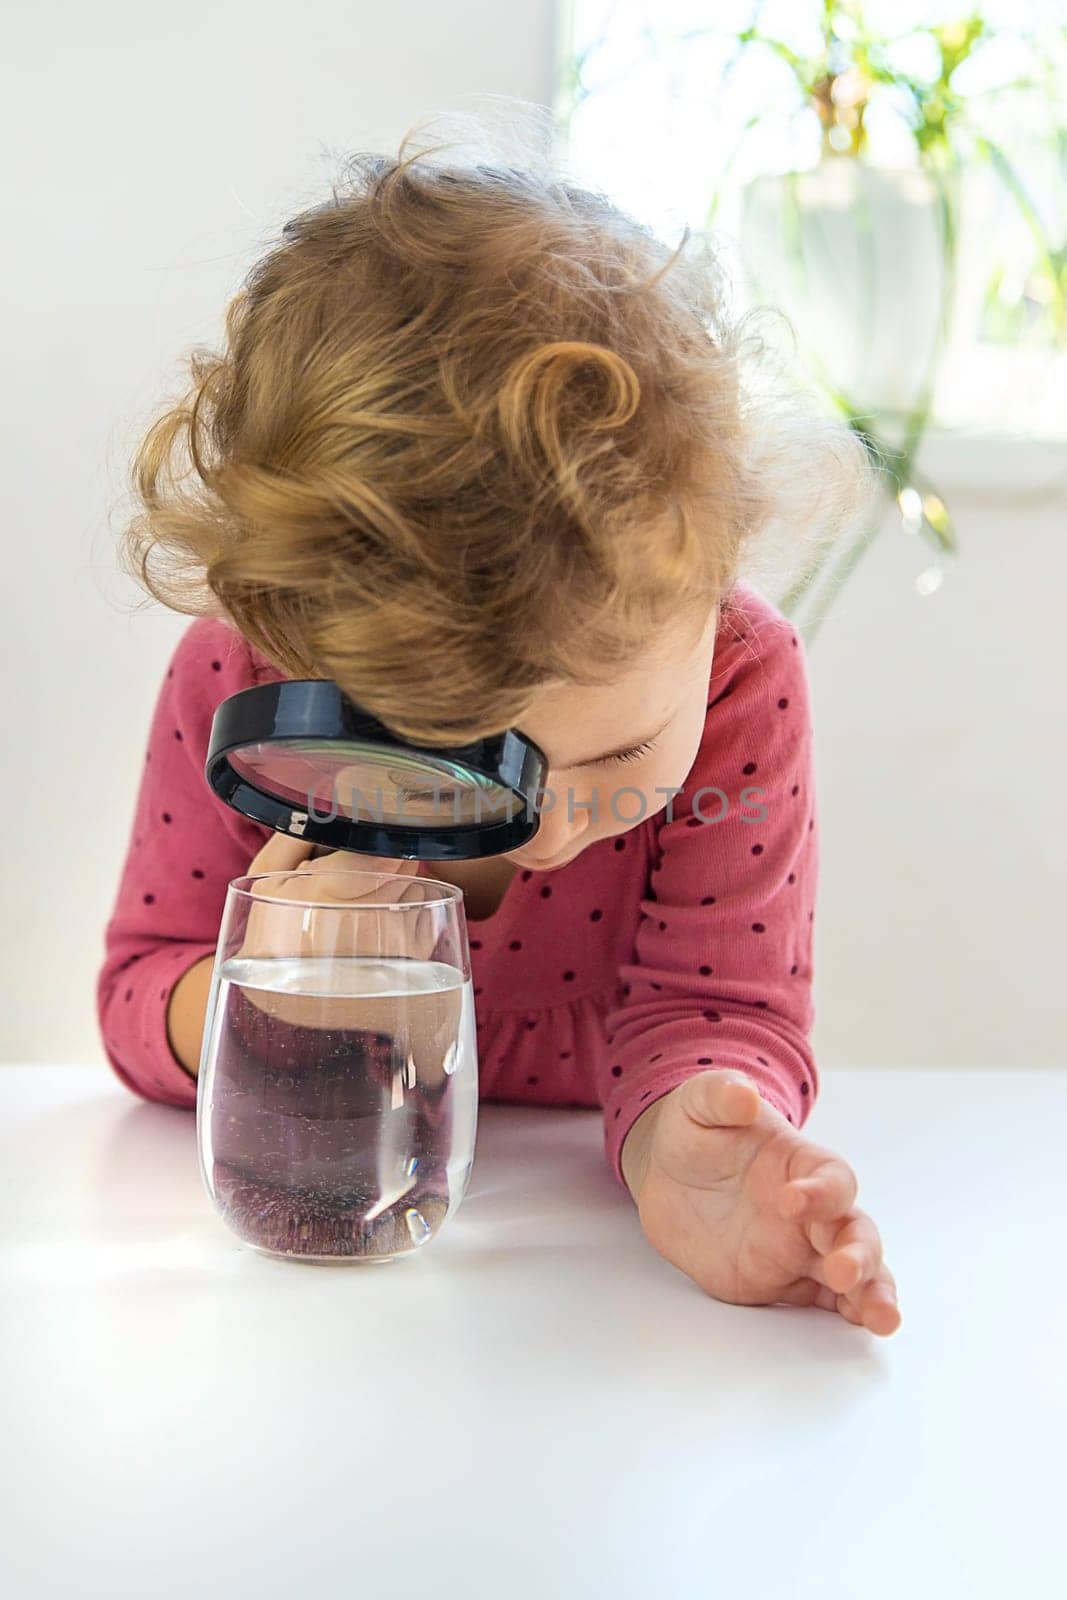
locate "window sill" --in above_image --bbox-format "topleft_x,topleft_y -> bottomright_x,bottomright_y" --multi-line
913,429 -> 1067,501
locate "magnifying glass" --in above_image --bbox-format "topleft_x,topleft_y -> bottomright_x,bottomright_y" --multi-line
205,680 -> 548,861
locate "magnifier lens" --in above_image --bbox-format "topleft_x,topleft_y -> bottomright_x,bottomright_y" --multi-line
207,680 -> 545,859
227,738 -> 521,828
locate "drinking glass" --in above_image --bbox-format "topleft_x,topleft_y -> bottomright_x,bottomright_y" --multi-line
195,866 -> 477,1264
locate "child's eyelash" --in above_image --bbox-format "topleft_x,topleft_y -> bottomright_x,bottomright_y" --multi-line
604,738 -> 657,767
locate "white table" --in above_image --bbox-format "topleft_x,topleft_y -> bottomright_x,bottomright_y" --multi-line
2,1065 -> 1064,1599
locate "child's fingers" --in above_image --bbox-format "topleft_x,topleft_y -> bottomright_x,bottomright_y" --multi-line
778,1278 -> 864,1318
814,1210 -> 883,1295
306,866 -> 435,961
778,1158 -> 858,1223
854,1271 -> 902,1336
780,1259 -> 901,1336
831,1262 -> 900,1336
680,1069 -> 762,1130
296,851 -> 420,900
247,832 -> 319,876
777,1278 -> 831,1310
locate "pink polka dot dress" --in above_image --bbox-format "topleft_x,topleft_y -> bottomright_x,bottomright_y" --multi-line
96,579 -> 819,1192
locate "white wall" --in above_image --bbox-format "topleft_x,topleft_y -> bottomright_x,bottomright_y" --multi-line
5,1 -> 1065,1070
5,0 -> 561,1063
805,457 -> 1067,1069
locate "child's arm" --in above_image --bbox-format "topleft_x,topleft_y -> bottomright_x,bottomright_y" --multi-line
602,590 -> 819,1181
161,833 -> 316,1078
600,594 -> 899,1333
164,953 -> 216,1078
96,617 -> 274,1108
162,833 -> 422,1076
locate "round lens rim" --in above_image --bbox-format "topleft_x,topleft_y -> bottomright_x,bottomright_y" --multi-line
205,679 -> 548,860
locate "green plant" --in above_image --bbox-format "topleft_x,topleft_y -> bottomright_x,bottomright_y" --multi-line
561,3 -> 1067,641
725,3 -> 1064,634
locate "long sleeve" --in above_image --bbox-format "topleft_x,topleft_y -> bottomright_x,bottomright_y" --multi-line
600,597 -> 819,1189
96,617 -> 275,1108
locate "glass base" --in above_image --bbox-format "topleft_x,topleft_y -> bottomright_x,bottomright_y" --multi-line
244,1240 -> 413,1266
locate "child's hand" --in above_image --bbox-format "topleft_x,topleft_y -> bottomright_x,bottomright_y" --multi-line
243,833 -> 427,964
246,832 -> 421,896
624,1068 -> 901,1336
236,835 -> 458,1067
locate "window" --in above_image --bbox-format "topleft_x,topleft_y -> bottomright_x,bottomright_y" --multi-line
558,0 -> 1067,444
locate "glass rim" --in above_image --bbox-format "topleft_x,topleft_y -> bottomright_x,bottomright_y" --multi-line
226,868 -> 465,911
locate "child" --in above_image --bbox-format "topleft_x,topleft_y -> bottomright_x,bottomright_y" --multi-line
98,118 -> 900,1335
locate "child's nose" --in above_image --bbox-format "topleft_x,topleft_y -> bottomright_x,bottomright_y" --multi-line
526,807 -> 594,863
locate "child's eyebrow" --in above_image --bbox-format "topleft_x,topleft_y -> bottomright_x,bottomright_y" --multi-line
557,711 -> 675,770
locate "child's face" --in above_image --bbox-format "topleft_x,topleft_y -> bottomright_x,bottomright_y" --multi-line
504,599 -> 720,872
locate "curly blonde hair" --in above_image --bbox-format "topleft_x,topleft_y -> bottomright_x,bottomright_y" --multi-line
118,106 -> 870,746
